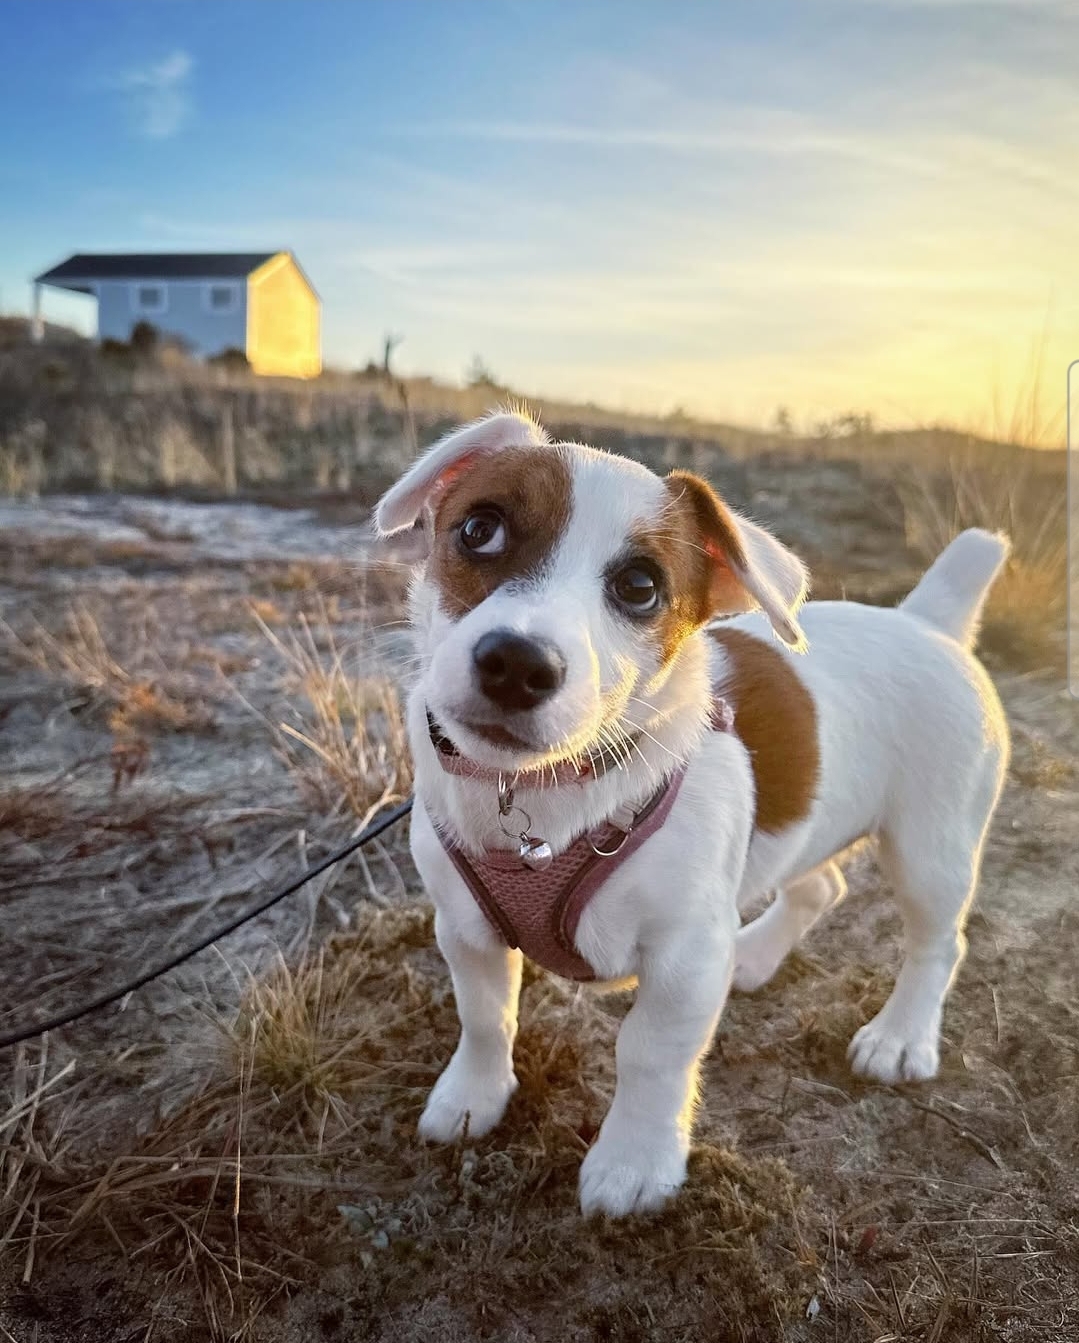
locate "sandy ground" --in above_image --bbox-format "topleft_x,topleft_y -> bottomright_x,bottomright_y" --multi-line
1,469 -> 1076,1342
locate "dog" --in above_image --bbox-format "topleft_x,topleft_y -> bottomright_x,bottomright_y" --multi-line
374,409 -> 1010,1218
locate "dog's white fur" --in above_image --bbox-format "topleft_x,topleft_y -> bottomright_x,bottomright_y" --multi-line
376,412 -> 1011,1218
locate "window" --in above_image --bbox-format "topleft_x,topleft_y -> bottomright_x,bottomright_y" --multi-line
130,283 -> 167,315
204,283 -> 239,314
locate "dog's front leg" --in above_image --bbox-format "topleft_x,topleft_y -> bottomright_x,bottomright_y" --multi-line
418,911 -> 523,1142
579,927 -> 734,1217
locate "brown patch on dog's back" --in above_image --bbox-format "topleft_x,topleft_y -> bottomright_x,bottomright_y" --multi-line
710,626 -> 820,833
429,447 -> 572,616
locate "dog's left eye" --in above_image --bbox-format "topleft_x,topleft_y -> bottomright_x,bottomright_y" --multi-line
458,508 -> 507,556
609,563 -> 661,614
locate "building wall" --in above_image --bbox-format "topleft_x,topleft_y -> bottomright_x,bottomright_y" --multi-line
94,279 -> 248,357
246,255 -> 321,378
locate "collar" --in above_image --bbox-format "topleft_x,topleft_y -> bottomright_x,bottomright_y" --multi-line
426,695 -> 735,790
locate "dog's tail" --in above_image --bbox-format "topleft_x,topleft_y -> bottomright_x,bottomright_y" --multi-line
899,528 -> 1011,648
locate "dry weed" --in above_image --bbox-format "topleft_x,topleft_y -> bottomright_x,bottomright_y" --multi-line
0,1040 -> 80,1285
266,562 -> 319,594
0,757 -> 186,851
4,886 -> 1077,1340
985,321 -> 1065,451
235,945 -> 406,1097
248,597 -> 286,627
256,601 -> 412,826
898,453 -> 1066,667
5,907 -> 818,1341
1,602 -> 216,734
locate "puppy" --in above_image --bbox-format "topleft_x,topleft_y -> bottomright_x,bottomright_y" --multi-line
374,410 -> 1010,1218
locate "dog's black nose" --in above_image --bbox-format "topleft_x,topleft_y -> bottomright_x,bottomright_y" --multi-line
472,630 -> 566,711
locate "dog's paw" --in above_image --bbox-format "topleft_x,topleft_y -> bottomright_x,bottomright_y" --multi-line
848,1016 -> 940,1083
418,1054 -> 517,1143
578,1131 -> 688,1218
732,922 -> 785,992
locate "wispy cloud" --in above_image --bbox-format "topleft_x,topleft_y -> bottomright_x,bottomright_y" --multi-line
114,50 -> 193,139
398,115 -> 938,177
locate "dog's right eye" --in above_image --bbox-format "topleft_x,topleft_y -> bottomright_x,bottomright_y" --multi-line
458,508 -> 507,556
609,562 -> 662,614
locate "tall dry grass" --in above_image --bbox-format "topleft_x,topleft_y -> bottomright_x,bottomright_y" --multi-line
898,452 -> 1066,667
985,321 -> 1066,452
254,601 -> 412,828
0,1041 -> 79,1284
1,602 -> 216,734
895,333 -> 1069,668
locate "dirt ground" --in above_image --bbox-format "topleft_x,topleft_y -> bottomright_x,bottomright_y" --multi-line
1,449 -> 1076,1342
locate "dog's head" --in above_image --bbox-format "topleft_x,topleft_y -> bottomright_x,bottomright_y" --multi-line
376,410 -> 808,771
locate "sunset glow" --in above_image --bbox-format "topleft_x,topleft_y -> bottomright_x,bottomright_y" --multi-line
1,1 -> 1074,440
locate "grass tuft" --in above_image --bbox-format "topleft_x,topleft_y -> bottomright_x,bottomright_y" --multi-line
257,601 -> 412,826
2,602 -> 216,733
1,1041 -> 79,1285
898,453 -> 1066,668
4,908 -> 819,1340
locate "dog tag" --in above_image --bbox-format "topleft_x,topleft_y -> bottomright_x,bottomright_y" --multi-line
519,836 -> 553,871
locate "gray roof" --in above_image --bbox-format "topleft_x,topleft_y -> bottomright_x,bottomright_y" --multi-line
36,252 -> 281,289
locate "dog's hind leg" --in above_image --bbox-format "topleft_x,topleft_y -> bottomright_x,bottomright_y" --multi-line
733,860 -> 847,991
847,757 -> 1004,1083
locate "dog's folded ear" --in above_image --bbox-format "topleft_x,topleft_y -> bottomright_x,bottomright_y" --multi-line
374,410 -> 548,536
666,470 -> 809,650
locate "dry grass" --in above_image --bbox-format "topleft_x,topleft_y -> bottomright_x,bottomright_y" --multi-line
10,891 -> 1078,1340
1,1041 -> 80,1287
3,411 -> 1077,1340
1,908 -> 820,1342
255,602 -> 412,827
0,756 -> 178,849
897,452 -> 1066,668
235,945 -> 403,1097
985,323 -> 1066,452
2,602 -> 216,734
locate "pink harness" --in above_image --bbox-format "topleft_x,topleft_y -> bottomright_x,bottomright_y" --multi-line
431,698 -> 735,981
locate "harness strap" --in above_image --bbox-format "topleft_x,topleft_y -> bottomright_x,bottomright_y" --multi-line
435,694 -> 734,981
442,767 -> 687,981
553,766 -> 688,974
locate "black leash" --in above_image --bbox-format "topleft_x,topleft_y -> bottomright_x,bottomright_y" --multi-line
0,796 -> 414,1051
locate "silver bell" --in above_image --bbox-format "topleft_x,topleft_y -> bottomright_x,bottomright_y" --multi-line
519,836 -> 554,871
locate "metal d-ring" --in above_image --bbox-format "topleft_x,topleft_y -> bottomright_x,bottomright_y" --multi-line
589,826 -> 631,858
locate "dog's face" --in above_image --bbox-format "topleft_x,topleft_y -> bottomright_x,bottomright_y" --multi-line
376,412 -> 807,771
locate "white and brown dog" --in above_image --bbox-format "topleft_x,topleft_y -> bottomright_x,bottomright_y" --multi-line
374,410 -> 1010,1218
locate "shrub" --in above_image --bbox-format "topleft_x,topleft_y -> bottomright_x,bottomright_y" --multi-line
208,346 -> 249,372
129,320 -> 160,357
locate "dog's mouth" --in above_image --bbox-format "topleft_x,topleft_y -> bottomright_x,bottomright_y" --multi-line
429,702 -> 645,779
429,706 -> 542,759
460,720 -> 533,750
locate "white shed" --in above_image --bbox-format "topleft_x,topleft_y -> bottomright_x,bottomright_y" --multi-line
33,251 -> 321,378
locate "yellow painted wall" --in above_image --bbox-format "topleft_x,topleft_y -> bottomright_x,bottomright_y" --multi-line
246,254 -> 321,378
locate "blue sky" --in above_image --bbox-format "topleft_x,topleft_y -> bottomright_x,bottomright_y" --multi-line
1,0 -> 1074,434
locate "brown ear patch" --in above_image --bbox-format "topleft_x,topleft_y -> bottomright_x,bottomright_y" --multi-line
630,472 -> 752,666
429,446 -> 572,617
665,471 -> 757,617
710,626 -> 820,834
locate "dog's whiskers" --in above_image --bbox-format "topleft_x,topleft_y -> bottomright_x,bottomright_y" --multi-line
616,712 -> 684,767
